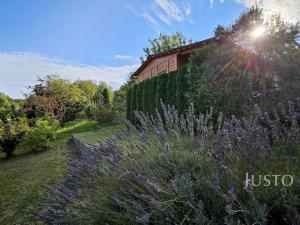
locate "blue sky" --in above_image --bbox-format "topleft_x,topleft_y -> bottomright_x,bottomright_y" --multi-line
0,0 -> 298,98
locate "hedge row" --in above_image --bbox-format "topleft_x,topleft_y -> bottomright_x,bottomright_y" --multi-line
127,67 -> 188,123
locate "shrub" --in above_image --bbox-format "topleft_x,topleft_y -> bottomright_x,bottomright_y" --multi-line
93,106 -> 116,125
20,118 -> 58,152
130,85 -> 137,123
39,99 -> 300,225
136,82 -> 144,112
126,66 -> 189,121
0,117 -> 28,158
126,87 -> 132,122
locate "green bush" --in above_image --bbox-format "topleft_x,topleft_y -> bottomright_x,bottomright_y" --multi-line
93,106 -> 116,125
20,118 -> 58,152
0,117 -> 28,157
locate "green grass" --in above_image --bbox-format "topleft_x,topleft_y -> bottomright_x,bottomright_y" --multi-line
0,120 -> 123,225
74,122 -> 126,145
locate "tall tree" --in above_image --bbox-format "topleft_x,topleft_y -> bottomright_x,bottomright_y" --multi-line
74,80 -> 98,100
102,88 -> 110,107
25,76 -> 88,125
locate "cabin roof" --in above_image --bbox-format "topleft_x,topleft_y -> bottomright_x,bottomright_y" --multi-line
132,36 -> 224,78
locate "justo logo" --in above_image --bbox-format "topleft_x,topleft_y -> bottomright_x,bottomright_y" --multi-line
245,173 -> 294,190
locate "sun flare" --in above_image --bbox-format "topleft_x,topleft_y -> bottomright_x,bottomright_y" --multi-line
251,26 -> 266,39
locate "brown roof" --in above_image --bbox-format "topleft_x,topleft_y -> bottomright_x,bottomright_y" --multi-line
132,36 -> 224,78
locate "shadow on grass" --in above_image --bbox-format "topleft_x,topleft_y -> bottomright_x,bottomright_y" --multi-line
0,149 -> 51,163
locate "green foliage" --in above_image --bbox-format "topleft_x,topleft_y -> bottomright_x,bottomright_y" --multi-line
0,93 -> 24,121
102,88 -> 110,107
0,117 -> 28,158
167,71 -> 177,106
126,87 -> 132,122
113,83 -> 129,115
142,79 -> 152,114
93,106 -> 116,125
127,66 -> 190,121
175,67 -> 189,114
127,6 -> 300,120
25,76 -> 116,124
20,118 -> 59,152
151,76 -> 159,112
187,42 -> 260,117
74,80 -> 98,100
93,82 -> 114,105
156,73 -> 169,112
130,85 -> 137,123
25,76 -> 88,125
141,32 -> 192,62
187,6 -> 300,117
149,78 -> 157,115
136,81 -> 143,112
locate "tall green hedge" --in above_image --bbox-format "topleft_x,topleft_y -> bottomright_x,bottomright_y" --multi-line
149,77 -> 158,115
136,82 -> 143,112
126,66 -> 189,122
167,71 -> 177,106
130,85 -> 137,123
175,67 -> 189,115
126,87 -> 132,121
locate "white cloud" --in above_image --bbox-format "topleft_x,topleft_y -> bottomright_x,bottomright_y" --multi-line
127,1 -> 193,32
127,4 -> 163,33
141,13 -> 162,33
154,0 -> 184,24
0,52 -> 139,99
234,0 -> 300,23
114,55 -> 133,60
183,3 -> 192,16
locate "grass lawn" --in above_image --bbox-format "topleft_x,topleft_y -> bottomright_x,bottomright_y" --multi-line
0,120 -> 124,225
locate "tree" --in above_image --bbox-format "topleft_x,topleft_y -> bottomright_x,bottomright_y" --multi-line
212,5 -> 300,113
0,92 -> 23,121
93,82 -> 114,106
141,32 -> 192,62
74,80 -> 98,100
102,88 -> 110,107
214,5 -> 300,59
113,83 -> 130,115
25,76 -> 90,125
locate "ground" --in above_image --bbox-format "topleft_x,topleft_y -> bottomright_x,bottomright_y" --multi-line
0,120 -> 124,225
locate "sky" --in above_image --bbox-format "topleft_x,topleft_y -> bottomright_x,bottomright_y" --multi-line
0,0 -> 299,98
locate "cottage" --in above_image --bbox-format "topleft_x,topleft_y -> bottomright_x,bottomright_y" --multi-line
133,36 -> 224,82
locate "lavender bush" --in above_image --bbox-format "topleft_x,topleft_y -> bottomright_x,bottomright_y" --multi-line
38,99 -> 300,225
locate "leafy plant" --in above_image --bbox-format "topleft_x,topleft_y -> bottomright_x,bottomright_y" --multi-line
93,106 -> 116,125
20,118 -> 59,152
0,117 -> 28,158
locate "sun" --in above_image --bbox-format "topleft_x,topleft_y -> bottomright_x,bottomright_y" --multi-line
250,26 -> 266,39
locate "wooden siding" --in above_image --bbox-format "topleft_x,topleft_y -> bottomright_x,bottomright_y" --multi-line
137,53 -> 178,82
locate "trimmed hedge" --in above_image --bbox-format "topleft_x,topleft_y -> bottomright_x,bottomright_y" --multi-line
127,66 -> 188,122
